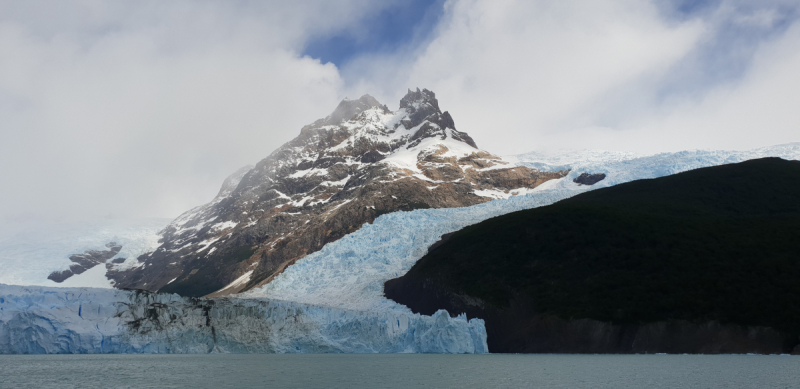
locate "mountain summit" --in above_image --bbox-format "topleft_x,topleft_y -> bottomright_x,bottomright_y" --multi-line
105,88 -> 567,296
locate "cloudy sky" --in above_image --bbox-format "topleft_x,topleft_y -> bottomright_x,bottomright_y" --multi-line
1,0 -> 798,220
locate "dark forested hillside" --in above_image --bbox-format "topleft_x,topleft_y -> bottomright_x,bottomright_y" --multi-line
385,157 -> 800,353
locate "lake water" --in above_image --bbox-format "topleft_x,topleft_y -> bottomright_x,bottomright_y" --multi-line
1,354 -> 797,388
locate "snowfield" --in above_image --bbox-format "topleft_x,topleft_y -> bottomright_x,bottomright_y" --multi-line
0,218 -> 169,288
1,143 -> 798,354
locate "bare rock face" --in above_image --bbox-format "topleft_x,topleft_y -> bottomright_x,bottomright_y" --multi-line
384,279 -> 797,354
108,88 -> 566,297
573,173 -> 606,185
48,242 -> 122,282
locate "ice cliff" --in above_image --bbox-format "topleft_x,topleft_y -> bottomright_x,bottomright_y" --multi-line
0,284 -> 486,354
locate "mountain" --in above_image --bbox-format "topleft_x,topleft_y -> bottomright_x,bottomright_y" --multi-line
385,157 -> 800,354
106,88 -> 565,297
5,144 -> 800,355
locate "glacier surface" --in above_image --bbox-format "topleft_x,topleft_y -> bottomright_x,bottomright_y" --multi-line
0,218 -> 169,288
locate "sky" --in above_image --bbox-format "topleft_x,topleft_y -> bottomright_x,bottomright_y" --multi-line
0,0 -> 798,220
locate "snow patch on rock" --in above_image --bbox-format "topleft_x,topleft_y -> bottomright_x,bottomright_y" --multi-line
0,218 -> 169,288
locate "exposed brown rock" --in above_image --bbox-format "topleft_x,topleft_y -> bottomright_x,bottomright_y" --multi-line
108,89 -> 566,297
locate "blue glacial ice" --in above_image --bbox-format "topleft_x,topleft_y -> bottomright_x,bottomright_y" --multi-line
0,284 -> 487,354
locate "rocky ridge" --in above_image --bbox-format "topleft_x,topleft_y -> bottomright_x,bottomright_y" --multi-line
48,242 -> 122,283
108,88 -> 566,297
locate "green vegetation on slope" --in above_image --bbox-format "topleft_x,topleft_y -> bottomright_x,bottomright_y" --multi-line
401,158 -> 800,334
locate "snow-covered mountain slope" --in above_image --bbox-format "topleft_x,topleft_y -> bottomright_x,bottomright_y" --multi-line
110,89 -> 564,297
0,218 -> 168,288
245,143 -> 800,314
0,284 -> 487,354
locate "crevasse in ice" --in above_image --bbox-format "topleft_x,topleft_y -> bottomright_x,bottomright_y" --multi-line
0,284 -> 487,354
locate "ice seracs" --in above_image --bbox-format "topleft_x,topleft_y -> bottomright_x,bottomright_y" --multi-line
0,284 -> 487,354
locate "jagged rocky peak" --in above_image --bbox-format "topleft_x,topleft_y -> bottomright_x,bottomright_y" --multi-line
400,88 -> 438,110
324,94 -> 385,126
108,88 -> 568,298
399,88 -> 440,124
398,88 -> 473,148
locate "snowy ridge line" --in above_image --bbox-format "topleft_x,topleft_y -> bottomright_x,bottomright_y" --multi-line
0,283 -> 487,354
247,143 -> 800,313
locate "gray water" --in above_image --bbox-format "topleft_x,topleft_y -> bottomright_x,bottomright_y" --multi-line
1,354 -> 798,388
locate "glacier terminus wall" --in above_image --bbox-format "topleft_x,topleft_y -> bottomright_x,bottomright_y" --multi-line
0,284 -> 487,354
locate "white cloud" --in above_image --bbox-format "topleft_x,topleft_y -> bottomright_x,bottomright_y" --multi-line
635,20 -> 800,151
1,0 -> 798,220
345,0 -> 799,155
0,1 -> 387,219
345,0 -> 705,154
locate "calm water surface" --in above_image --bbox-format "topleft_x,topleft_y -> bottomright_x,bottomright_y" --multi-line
1,354 -> 797,388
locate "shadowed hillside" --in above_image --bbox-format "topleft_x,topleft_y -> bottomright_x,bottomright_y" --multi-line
385,157 -> 800,353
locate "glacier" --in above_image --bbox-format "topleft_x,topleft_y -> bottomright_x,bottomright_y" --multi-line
1,143 -> 798,354
246,143 -> 800,312
0,284 -> 487,354
0,218 -> 169,288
